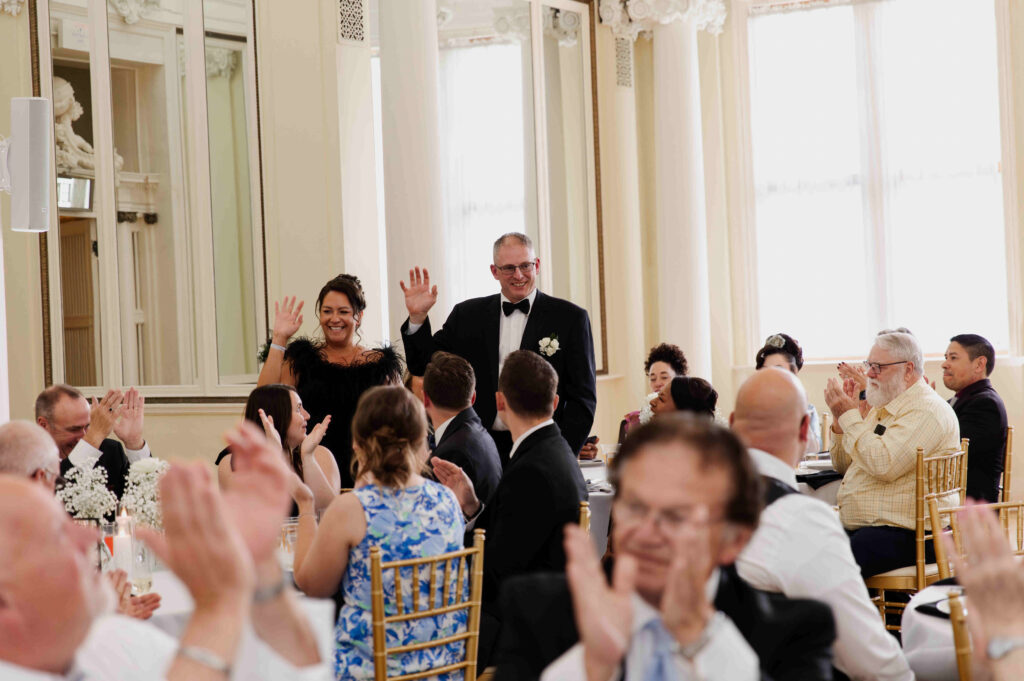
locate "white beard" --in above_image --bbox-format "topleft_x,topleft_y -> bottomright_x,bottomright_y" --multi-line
865,372 -> 906,408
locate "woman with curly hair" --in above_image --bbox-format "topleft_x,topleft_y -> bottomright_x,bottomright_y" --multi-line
257,274 -> 404,487
609,343 -> 689,447
755,332 -> 821,453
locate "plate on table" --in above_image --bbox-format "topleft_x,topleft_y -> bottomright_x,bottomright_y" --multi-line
579,459 -> 605,468
936,595 -> 966,615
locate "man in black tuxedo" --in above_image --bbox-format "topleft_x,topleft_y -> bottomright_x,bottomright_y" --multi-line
433,350 -> 588,667
35,384 -> 152,500
942,334 -> 1008,502
493,414 -> 836,681
400,232 -> 596,461
422,352 -> 503,505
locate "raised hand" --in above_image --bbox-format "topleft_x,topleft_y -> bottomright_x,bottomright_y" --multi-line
113,387 -> 145,450
660,508 -> 714,646
563,523 -> 634,680
258,408 -> 283,449
271,296 -> 304,345
431,457 -> 480,517
399,267 -> 438,325
288,469 -> 314,507
84,389 -> 124,449
300,415 -> 331,458
824,378 -> 858,424
837,362 -> 867,392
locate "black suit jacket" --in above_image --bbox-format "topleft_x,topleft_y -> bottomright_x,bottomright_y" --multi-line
430,407 -> 503,505
59,438 -> 131,501
951,378 -> 1008,502
495,566 -> 836,681
475,423 -> 588,610
402,291 -> 597,454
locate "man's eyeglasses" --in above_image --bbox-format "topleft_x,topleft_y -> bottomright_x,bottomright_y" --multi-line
613,498 -> 722,535
862,360 -> 908,374
494,262 -> 537,276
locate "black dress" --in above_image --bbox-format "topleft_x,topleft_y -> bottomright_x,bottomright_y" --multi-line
284,339 -> 404,488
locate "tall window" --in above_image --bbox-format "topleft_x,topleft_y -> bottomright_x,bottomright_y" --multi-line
748,0 -> 1007,358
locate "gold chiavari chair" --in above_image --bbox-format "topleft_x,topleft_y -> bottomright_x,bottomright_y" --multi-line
864,441 -> 968,630
1002,426 -> 1014,503
949,591 -> 972,681
579,501 -> 591,537
929,498 -> 1024,580
369,529 -> 485,681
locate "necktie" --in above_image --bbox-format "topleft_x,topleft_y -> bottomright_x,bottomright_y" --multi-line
502,299 -> 530,316
642,618 -> 678,681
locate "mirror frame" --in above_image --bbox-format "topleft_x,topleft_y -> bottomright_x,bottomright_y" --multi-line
27,0 -> 269,401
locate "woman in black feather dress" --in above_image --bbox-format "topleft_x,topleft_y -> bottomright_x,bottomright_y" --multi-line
257,274 -> 404,488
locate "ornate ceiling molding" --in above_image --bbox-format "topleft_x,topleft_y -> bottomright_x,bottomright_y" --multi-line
108,0 -> 161,25
491,6 -> 580,47
1,0 -> 25,17
176,42 -> 239,79
599,0 -> 727,39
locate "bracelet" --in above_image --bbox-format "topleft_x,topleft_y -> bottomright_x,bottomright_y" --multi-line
679,611 -> 724,660
177,645 -> 231,675
270,343 -> 287,353
253,573 -> 288,603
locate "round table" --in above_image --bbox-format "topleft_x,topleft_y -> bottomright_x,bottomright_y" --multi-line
902,583 -> 960,681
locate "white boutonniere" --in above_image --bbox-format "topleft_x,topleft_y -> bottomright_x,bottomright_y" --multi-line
539,334 -> 560,357
638,392 -> 659,425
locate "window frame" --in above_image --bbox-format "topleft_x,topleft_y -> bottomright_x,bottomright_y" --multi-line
726,0 -> 1023,362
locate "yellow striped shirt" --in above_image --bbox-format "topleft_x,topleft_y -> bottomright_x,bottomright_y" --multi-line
831,381 -> 960,531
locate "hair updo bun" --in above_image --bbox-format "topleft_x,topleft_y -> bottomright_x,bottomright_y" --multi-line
317,274 -> 367,315
755,333 -> 804,372
351,386 -> 426,488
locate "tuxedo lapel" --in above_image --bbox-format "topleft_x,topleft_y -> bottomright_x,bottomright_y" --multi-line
484,295 -> 501,392
519,291 -> 548,352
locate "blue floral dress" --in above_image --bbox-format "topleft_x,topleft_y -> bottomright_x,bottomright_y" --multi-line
335,481 -> 467,680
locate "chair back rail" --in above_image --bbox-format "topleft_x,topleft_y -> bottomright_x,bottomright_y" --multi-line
949,591 -> 972,681
369,529 -> 485,681
579,501 -> 591,537
1003,426 -> 1014,504
930,498 -> 1024,580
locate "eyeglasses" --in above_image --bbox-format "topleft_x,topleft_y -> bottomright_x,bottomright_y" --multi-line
494,262 -> 537,276
862,360 -> 909,374
613,498 -> 722,535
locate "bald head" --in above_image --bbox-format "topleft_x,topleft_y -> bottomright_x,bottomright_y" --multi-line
0,421 -> 60,492
730,368 -> 809,468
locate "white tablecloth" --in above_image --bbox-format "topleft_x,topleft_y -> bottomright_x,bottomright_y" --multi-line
796,458 -> 842,506
902,584 -> 960,681
148,571 -> 336,663
580,459 -> 613,557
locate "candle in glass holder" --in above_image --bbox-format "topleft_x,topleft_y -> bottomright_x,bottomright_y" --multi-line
113,507 -> 133,575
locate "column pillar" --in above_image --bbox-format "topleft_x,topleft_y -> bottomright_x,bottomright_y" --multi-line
378,0 -> 448,338
599,0 -> 725,379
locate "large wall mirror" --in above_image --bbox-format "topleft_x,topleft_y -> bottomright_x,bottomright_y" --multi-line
33,0 -> 264,396
370,0 -> 607,372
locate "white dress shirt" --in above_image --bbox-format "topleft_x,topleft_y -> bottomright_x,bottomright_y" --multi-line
540,570 -> 758,681
67,439 -> 151,469
736,448 -> 913,681
432,414 -> 458,446
0,613 -> 329,681
508,418 -> 555,460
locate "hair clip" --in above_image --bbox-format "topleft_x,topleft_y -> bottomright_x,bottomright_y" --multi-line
766,334 -> 786,349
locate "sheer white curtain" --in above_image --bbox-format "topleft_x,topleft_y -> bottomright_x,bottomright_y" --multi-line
437,43 -> 535,303
749,0 -> 1007,358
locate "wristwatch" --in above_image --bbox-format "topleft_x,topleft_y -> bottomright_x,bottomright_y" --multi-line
987,636 -> 1024,660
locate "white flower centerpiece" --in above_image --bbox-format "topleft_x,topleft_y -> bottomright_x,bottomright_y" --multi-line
121,458 -> 170,529
57,465 -> 119,520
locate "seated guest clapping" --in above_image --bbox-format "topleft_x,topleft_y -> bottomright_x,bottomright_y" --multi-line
291,386 -> 467,681
432,350 -> 588,667
0,421 -> 61,491
0,422 -> 325,680
942,334 -> 1007,502
35,385 -> 152,499
216,384 -> 339,513
732,369 -> 912,681
423,351 -> 502,504
494,415 -> 836,681
825,331 -> 960,577
649,375 -> 718,419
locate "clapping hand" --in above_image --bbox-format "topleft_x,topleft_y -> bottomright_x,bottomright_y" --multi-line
84,389 -> 124,449
258,409 -> 283,448
947,501 -> 1024,657
564,523 -> 635,681
431,457 -> 480,518
837,362 -> 867,392
107,569 -> 161,620
113,387 -> 145,450
824,378 -> 858,425
272,296 -> 304,346
300,415 -> 331,458
399,267 -> 438,325
660,507 -> 715,646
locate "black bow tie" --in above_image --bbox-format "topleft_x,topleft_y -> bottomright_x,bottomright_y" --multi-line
503,299 -> 530,317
